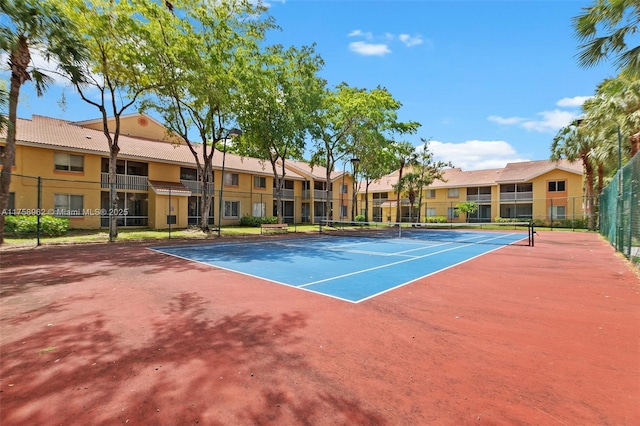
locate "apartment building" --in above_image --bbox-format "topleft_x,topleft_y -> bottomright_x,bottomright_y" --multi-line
362,159 -> 585,224
0,114 -> 354,229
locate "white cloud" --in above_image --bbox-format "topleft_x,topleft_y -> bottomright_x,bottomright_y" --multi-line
556,96 -> 592,107
398,34 -> 423,47
349,41 -> 391,56
487,115 -> 526,125
347,29 -> 425,56
428,140 -> 529,170
348,29 -> 373,40
521,109 -> 578,133
489,99 -> 582,133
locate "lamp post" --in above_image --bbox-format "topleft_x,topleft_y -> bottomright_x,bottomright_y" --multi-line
350,157 -> 360,221
217,128 -> 243,237
616,123 -> 623,251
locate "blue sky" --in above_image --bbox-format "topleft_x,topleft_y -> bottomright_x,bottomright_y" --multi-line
6,0 -> 617,170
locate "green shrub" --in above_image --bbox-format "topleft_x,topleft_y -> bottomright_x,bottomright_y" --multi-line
4,215 -> 69,237
425,216 -> 448,223
355,215 -> 366,222
239,216 -> 278,227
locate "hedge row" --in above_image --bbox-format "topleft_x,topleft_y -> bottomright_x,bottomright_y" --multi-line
4,215 -> 70,237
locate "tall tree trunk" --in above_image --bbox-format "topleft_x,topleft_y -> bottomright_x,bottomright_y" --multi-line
108,146 -> 120,240
201,162 -> 213,232
583,156 -> 595,231
395,164 -> 404,223
0,37 -> 31,245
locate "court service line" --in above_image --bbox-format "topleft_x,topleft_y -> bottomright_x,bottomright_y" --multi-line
298,242 -> 475,288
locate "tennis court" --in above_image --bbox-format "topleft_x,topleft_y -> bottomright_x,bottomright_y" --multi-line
152,225 -> 531,303
1,230 -> 638,425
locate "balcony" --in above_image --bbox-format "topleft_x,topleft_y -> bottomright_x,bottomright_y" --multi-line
181,179 -> 214,195
101,173 -> 148,191
467,194 -> 492,202
273,188 -> 295,199
500,191 -> 533,202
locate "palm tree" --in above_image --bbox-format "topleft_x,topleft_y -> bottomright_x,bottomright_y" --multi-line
0,0 -> 86,244
551,122 -> 598,230
391,141 -> 416,222
393,172 -> 421,223
573,0 -> 640,76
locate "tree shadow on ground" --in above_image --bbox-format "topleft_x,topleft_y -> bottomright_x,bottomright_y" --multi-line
0,292 -> 386,425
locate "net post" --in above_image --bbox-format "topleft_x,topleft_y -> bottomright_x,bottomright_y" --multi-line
529,221 -> 535,247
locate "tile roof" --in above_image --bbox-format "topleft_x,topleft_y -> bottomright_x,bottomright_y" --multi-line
148,180 -> 192,196
281,158 -> 346,181
496,159 -> 582,182
364,158 -> 583,192
1,115 -> 307,179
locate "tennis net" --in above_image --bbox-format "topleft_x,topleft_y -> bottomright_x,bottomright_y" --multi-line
319,220 -> 535,246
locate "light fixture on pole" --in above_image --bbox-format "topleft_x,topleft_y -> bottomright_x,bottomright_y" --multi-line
350,157 -> 360,221
218,128 -> 243,237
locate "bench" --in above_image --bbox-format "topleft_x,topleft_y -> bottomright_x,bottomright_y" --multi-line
260,223 -> 289,235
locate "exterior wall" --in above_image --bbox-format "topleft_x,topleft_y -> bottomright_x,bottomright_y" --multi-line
149,193 -> 189,230
532,169 -> 584,220
362,169 -> 584,224
7,145 -> 103,229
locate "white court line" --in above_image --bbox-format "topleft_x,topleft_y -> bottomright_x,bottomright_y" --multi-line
299,242 -> 474,288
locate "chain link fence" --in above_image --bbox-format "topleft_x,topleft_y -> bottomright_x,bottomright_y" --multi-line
599,154 -> 639,267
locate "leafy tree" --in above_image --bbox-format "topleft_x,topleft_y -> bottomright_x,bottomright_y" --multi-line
412,138 -> 452,222
455,201 -> 478,223
0,0 -> 86,244
390,141 -> 417,222
140,0 -> 275,232
393,171 -> 421,223
55,0 -> 160,240
355,136 -> 397,222
234,44 -> 325,224
573,0 -> 640,75
310,83 -> 419,223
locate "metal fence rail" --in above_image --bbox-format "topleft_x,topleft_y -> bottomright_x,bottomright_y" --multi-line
599,153 -> 639,268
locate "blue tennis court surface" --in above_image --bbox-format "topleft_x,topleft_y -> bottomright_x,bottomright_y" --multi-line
152,231 -> 527,303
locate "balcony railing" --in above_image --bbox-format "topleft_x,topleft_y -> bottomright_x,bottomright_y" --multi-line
181,179 -> 214,195
101,173 -> 148,191
273,188 -> 295,199
500,191 -> 533,202
467,194 -> 492,202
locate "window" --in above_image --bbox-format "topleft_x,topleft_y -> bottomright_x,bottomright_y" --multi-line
253,202 -> 266,217
180,167 -> 198,181
548,180 -> 566,192
548,205 -> 566,219
340,205 -> 347,218
254,176 -> 266,189
54,153 -> 83,172
447,188 -> 459,198
224,200 -> 239,218
224,172 -> 239,186
447,207 -> 459,219
8,192 -> 15,210
101,159 -> 148,176
340,183 -> 348,194
373,192 -> 388,200
425,189 -> 436,198
54,194 -> 83,216
426,207 -> 436,217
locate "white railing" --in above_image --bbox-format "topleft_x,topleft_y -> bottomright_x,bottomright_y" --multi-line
181,179 -> 214,195
467,194 -> 492,202
500,191 -> 533,201
273,188 -> 295,199
101,173 -> 148,191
